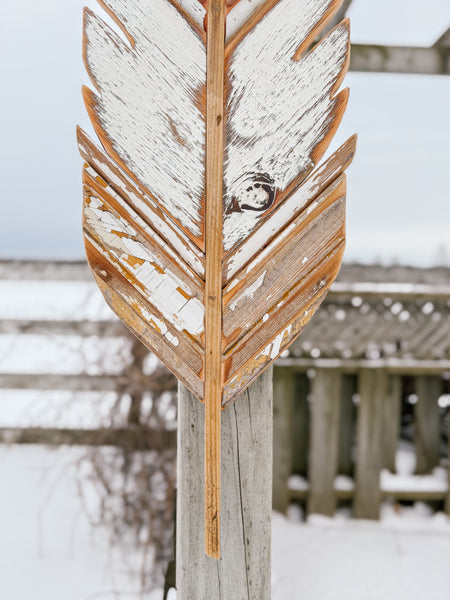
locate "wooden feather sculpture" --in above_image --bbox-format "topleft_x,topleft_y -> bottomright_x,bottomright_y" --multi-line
78,0 -> 356,557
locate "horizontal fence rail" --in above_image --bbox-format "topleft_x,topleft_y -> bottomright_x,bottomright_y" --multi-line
1,261 -> 449,517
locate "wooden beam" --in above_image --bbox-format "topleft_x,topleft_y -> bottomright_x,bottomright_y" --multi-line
414,376 -> 442,474
276,358 -> 450,374
204,0 -> 226,559
382,375 -> 402,473
272,367 -> 294,514
0,371 -> 176,393
338,374 -> 356,476
0,426 -> 176,449
177,370 -> 272,600
0,319 -> 126,337
307,369 -> 341,516
354,369 -> 386,519
350,43 -> 450,76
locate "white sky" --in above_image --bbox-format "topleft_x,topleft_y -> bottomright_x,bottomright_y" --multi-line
0,0 -> 449,265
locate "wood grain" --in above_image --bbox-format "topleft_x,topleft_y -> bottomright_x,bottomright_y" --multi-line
204,0 -> 226,558
177,370 -> 272,599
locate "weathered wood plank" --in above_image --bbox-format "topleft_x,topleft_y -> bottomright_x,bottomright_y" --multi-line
414,375 -> 442,474
223,245 -> 344,403
307,369 -> 341,516
354,369 -> 386,519
0,370 -> 176,393
223,137 -> 355,281
0,427 -> 176,449
383,375 -> 402,473
272,367 -> 294,514
177,369 -> 272,599
78,130 -> 205,277
276,358 -> 450,374
223,177 -> 346,347
338,374 -> 356,476
350,43 -> 450,76
82,0 -> 207,245
203,0 -> 226,558
291,373 -> 310,476
446,414 -> 450,516
0,319 -> 125,337
289,483 -> 448,503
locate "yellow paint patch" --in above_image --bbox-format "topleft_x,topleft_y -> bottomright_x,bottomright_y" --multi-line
95,175 -> 108,188
126,255 -> 145,268
177,286 -> 191,300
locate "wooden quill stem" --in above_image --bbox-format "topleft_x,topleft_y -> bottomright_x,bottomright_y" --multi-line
204,0 -> 226,559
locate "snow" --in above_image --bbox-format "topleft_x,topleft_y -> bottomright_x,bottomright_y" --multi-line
1,444 -> 449,600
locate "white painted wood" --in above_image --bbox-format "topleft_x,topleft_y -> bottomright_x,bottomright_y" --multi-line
78,132 -> 205,277
177,369 -> 272,599
224,139 -> 354,279
85,194 -> 205,339
84,0 -> 206,238
226,0 -> 268,40
223,0 -> 349,250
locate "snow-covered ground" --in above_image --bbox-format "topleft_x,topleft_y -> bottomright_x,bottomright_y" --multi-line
1,444 -> 449,600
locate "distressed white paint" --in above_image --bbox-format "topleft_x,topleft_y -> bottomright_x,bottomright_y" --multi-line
85,165 -> 200,280
226,0 -> 268,39
79,137 -> 205,277
85,195 -> 204,337
228,271 -> 266,311
84,0 -> 206,238
176,0 -> 206,29
226,162 -> 347,279
224,175 -> 344,296
224,0 -> 349,250
133,302 -> 180,347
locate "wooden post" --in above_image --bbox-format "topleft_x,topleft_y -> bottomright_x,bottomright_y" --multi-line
382,375 -> 402,473
291,373 -> 310,477
272,367 -> 294,514
307,369 -> 341,516
177,368 -> 272,600
445,413 -> 450,516
414,375 -> 441,474
354,369 -> 386,520
338,374 -> 356,476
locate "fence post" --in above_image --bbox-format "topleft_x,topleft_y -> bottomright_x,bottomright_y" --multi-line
382,375 -> 402,472
446,414 -> 450,516
354,369 -> 386,519
176,368 -> 272,600
338,374 -> 356,476
307,369 -> 341,516
273,367 -> 294,513
291,373 -> 310,477
414,375 -> 441,474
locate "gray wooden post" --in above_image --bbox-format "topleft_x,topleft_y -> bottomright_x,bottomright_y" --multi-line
354,369 -> 386,520
273,367 -> 294,513
291,373 -> 310,477
382,375 -> 402,473
176,368 -> 272,600
307,369 -> 341,516
445,414 -> 450,516
338,374 -> 356,476
414,375 -> 441,474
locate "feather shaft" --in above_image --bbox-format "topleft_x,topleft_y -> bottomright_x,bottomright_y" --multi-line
204,0 -> 226,559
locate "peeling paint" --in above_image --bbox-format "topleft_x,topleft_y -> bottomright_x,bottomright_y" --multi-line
228,271 -> 266,311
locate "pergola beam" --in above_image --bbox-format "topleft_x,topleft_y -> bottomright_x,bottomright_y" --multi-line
350,28 -> 450,76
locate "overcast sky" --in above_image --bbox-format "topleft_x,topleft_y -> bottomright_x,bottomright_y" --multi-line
0,0 -> 449,265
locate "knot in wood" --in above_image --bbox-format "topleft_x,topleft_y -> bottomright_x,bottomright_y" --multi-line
232,173 -> 275,212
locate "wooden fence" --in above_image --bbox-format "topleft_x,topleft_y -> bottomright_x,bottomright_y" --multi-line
1,260 -> 449,518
